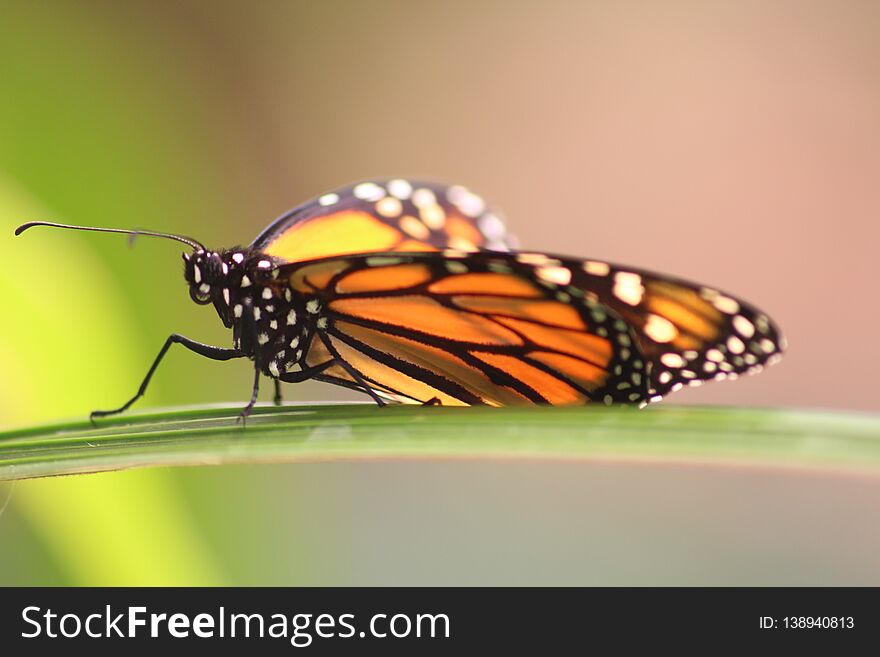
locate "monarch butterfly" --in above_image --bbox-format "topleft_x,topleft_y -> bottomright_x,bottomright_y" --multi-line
15,178 -> 784,421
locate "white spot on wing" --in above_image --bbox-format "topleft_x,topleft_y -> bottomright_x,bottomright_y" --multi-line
536,265 -> 572,286
517,253 -> 561,266
447,185 -> 486,217
733,315 -> 755,338
613,272 -> 644,306
727,336 -> 745,354
760,338 -> 777,354
478,213 -> 506,241
706,349 -> 724,362
713,295 -> 740,315
366,256 -> 402,267
412,188 -> 437,208
660,353 -> 685,368
376,196 -> 403,218
584,261 -> 610,276
644,314 -> 678,343
387,179 -> 413,200
420,203 -> 446,229
353,182 -> 385,202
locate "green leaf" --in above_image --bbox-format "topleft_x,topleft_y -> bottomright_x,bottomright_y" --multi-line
2,404 -> 880,482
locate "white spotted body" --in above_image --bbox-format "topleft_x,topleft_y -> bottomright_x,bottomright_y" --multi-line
183,249 -> 315,379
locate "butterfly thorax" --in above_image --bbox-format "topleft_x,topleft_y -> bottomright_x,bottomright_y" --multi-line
183,248 -> 314,378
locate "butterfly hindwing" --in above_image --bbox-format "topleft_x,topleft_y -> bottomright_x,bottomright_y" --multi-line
250,179 -> 517,264
282,251 -> 649,407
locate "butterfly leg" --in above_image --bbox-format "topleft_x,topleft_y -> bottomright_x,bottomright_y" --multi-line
91,334 -> 242,423
235,360 -> 337,422
237,366 -> 262,425
278,359 -> 335,383
334,360 -> 387,407
422,397 -> 442,407
315,334 -> 387,406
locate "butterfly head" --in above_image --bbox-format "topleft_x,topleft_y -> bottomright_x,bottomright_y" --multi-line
182,248 -> 292,347
182,248 -> 309,373
182,249 -> 229,305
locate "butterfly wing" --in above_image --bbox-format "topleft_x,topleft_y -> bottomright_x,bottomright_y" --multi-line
282,251 -> 649,406
565,257 -> 786,399
251,179 -> 516,264
280,251 -> 784,405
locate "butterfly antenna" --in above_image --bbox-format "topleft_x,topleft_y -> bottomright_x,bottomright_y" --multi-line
14,221 -> 205,251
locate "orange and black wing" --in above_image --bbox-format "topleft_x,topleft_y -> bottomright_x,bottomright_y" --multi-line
281,251 -> 649,406
281,251 -> 784,405
250,179 -> 516,264
559,256 -> 786,399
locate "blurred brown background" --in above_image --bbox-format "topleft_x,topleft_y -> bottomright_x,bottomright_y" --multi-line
1,0 -> 878,585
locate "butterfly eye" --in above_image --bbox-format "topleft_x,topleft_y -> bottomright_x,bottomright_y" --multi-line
189,285 -> 213,305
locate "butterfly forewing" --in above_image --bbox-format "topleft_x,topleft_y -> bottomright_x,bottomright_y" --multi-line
280,250 -> 784,406
250,179 -> 516,264
283,252 -> 649,407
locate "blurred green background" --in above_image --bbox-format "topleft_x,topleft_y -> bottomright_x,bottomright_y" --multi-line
1,0 -> 879,585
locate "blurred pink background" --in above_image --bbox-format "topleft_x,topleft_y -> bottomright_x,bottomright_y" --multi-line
114,0 -> 879,410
